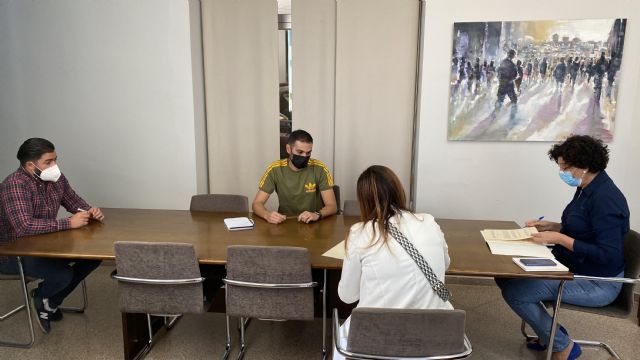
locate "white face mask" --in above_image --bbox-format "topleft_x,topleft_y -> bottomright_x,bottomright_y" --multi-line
31,163 -> 61,182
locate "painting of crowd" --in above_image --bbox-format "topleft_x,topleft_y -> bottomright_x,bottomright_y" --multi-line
448,19 -> 626,141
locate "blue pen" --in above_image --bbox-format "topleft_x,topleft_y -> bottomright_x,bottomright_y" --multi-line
537,216 -> 545,221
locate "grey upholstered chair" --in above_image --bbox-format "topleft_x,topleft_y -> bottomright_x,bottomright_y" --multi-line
223,245 -> 323,360
189,194 -> 249,213
112,242 -> 205,359
0,258 -> 35,348
333,308 -> 472,359
521,229 -> 640,359
342,200 -> 360,217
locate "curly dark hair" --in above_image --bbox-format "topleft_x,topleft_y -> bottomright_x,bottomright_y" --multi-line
548,135 -> 609,172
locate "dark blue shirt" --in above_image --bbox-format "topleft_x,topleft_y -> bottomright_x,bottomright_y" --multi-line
553,171 -> 629,277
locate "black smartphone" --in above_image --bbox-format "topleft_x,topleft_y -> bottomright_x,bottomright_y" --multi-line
520,258 -> 557,266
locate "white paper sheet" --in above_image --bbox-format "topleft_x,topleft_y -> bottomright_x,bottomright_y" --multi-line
322,240 -> 346,260
486,241 -> 554,258
481,227 -> 538,241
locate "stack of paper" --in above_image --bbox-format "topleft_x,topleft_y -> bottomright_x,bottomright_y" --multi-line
481,227 -> 554,258
224,217 -> 255,231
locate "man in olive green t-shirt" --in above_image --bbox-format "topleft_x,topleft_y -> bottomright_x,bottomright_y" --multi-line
252,130 -> 337,224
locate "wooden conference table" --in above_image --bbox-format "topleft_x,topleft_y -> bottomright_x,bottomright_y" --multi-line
0,208 -> 573,359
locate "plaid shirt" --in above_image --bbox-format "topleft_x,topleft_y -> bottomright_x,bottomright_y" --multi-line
0,167 -> 90,263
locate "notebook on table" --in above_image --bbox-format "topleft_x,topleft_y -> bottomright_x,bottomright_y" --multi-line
223,217 -> 255,231
512,257 -> 569,272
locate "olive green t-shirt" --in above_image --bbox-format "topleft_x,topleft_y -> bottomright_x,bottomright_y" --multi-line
258,158 -> 334,216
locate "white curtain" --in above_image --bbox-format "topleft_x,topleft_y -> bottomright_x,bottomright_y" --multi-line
201,0 -> 280,201
291,0 -> 336,177
334,0 -> 419,203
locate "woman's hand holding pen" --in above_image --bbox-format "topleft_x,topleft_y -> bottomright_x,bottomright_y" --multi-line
524,216 -> 561,232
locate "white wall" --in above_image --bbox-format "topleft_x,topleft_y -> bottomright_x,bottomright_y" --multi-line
0,0 -> 207,210
415,0 -> 640,230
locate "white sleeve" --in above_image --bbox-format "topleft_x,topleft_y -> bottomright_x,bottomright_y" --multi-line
337,228 -> 363,304
434,220 -> 451,270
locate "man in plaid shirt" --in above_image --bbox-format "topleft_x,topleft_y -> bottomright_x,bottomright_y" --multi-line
0,138 -> 104,333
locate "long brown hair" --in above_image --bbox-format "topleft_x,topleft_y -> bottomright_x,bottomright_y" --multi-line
347,165 -> 410,248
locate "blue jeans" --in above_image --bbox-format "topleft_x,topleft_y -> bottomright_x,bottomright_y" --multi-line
495,272 -> 623,352
0,256 -> 101,308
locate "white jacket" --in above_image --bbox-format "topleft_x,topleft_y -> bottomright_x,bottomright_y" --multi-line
338,210 -> 453,310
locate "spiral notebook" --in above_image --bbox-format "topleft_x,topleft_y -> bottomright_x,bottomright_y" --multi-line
223,217 -> 255,231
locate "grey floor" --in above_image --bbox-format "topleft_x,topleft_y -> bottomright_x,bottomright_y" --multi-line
1,265 -> 639,360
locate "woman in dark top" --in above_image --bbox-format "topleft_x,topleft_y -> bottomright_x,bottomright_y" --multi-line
496,135 -> 629,360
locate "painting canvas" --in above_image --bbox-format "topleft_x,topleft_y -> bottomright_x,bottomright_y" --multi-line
448,19 -> 627,141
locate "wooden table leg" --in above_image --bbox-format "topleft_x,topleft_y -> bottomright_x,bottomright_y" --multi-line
121,313 -> 164,360
314,269 -> 356,319
122,313 -> 149,360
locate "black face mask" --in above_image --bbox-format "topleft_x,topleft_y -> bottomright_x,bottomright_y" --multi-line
290,154 -> 310,169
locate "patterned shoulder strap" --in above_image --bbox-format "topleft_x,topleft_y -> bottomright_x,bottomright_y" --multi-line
388,222 -> 451,302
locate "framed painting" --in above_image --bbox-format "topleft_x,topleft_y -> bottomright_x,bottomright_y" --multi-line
448,19 -> 626,141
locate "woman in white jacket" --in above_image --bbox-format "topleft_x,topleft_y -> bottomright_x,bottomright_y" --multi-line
334,165 -> 453,360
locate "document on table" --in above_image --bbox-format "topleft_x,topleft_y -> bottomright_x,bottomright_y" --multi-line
486,241 -> 554,258
322,240 -> 346,260
481,227 -> 538,242
482,227 -> 553,257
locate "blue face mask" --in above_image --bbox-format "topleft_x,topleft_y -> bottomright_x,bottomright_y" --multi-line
559,170 -> 582,187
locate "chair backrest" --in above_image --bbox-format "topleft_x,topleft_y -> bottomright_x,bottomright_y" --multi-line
189,194 -> 249,213
114,241 -> 203,315
343,200 -> 360,217
225,245 -> 314,320
333,185 -> 341,214
347,308 -> 467,358
611,229 -> 640,314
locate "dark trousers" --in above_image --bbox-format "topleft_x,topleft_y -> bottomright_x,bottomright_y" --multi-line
0,256 -> 101,308
496,83 -> 518,105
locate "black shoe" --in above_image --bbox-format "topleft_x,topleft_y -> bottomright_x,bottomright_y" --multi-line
30,289 -> 51,333
49,306 -> 63,322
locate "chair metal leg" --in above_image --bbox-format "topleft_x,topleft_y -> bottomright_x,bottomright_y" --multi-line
237,317 -> 246,360
322,269 -> 327,359
222,314 -> 231,360
164,315 -> 181,330
545,280 -> 565,360
0,256 -> 36,348
574,340 -> 621,359
60,280 -> 88,313
520,280 -> 621,360
523,320 -> 622,359
0,304 -> 26,321
237,317 -> 251,332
